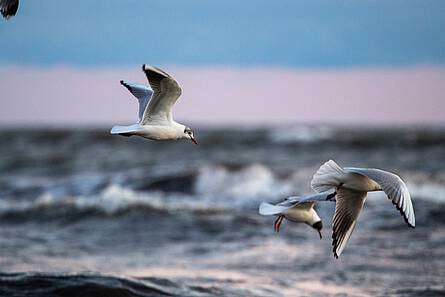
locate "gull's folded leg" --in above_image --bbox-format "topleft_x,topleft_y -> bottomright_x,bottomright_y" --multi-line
274,215 -> 284,233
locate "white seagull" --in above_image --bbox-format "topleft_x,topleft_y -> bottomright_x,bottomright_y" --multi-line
1,0 -> 18,19
111,65 -> 197,145
311,160 -> 415,258
259,192 -> 336,238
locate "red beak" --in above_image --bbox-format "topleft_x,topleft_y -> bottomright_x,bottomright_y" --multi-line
191,137 -> 198,145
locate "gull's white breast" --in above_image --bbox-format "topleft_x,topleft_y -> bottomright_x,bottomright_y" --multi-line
284,207 -> 319,225
139,125 -> 183,140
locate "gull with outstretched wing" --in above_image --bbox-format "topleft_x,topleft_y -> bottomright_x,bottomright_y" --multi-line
311,160 -> 415,258
111,65 -> 197,145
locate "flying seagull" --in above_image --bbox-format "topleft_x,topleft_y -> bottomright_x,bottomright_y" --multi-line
311,160 -> 415,258
111,65 -> 197,145
1,0 -> 18,19
259,192 -> 336,238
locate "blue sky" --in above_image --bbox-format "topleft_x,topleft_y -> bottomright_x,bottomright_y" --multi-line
1,0 -> 444,68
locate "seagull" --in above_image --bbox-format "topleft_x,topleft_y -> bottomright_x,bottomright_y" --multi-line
259,192 -> 336,238
311,160 -> 415,258
1,0 -> 18,19
111,65 -> 197,145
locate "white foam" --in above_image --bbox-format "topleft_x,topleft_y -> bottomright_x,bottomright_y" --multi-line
5,166 -> 443,216
0,164 -> 303,215
194,164 -> 294,208
0,184 -> 217,215
38,184 -> 218,214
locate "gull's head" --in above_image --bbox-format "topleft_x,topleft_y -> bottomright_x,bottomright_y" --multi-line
312,221 -> 323,239
184,126 -> 198,145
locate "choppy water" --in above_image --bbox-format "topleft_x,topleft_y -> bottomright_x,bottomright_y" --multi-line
1,126 -> 445,297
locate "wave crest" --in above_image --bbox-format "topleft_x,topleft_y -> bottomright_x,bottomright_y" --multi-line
195,164 -> 293,207
2,165 -> 444,219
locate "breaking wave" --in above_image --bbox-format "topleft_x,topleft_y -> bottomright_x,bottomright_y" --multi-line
1,164 -> 444,221
0,164 -> 304,218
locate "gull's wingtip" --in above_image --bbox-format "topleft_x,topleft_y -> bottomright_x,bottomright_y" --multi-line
120,80 -> 131,91
1,3 -> 18,20
142,64 -> 151,72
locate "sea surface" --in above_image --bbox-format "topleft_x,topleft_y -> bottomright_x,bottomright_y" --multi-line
0,126 -> 444,297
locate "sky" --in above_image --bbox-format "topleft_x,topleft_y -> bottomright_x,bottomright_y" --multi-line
0,0 -> 445,125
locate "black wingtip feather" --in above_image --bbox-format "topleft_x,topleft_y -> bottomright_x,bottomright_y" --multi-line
391,200 -> 415,228
120,80 -> 129,89
120,81 -> 132,93
332,231 -> 339,259
1,0 -> 19,19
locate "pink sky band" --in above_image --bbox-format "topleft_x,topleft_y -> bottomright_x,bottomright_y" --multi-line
0,66 -> 444,126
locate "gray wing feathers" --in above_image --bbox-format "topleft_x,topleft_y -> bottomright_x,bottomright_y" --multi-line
332,188 -> 367,258
141,64 -> 182,124
260,192 -> 331,215
120,80 -> 153,123
345,168 -> 415,228
283,192 -> 336,206
291,201 -> 315,211
0,0 -> 18,19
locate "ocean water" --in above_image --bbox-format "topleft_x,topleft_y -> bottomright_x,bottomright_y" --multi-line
0,126 -> 444,297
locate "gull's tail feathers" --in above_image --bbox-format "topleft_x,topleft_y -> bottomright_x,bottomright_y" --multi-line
110,125 -> 140,137
311,160 -> 345,193
259,202 -> 288,216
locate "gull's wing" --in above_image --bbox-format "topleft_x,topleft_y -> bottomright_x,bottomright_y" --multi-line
332,188 -> 367,258
282,192 -> 336,207
0,0 -> 18,19
258,201 -> 315,216
288,201 -> 315,211
141,65 -> 182,124
120,80 -> 153,123
311,160 -> 345,193
345,167 -> 415,228
297,201 -> 323,212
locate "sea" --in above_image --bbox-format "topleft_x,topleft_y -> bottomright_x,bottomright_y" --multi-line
0,125 -> 444,297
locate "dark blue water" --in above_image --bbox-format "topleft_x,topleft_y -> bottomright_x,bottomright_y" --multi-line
1,126 -> 444,296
